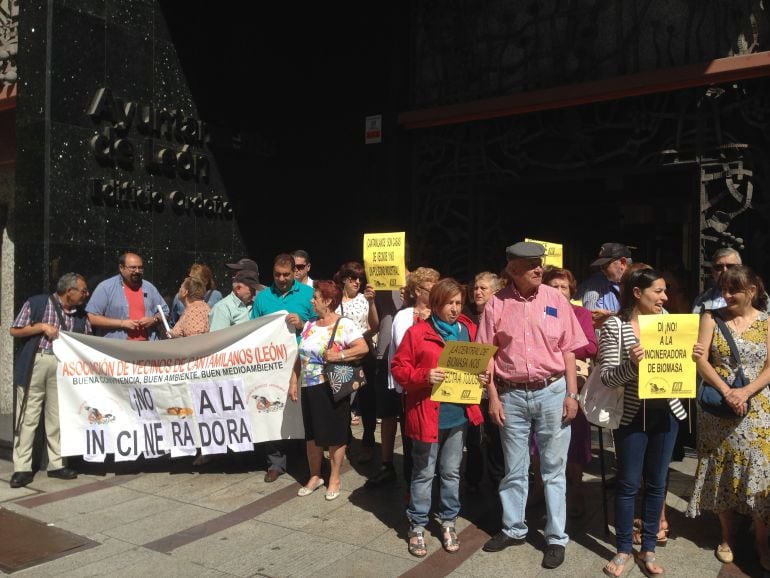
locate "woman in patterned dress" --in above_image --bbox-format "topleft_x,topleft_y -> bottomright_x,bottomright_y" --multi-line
334,261 -> 379,458
687,265 -> 770,570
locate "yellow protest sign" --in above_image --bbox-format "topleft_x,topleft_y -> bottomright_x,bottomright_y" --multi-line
638,314 -> 699,399
363,232 -> 406,291
430,342 -> 497,404
525,238 -> 563,267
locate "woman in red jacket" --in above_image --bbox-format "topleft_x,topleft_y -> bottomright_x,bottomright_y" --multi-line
391,278 -> 488,558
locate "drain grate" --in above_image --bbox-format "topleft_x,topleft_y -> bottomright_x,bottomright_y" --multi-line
0,507 -> 97,573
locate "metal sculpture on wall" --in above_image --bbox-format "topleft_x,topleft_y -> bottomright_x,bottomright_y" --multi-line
0,0 -> 17,98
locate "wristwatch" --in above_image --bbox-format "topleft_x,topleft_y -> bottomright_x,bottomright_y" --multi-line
566,392 -> 579,401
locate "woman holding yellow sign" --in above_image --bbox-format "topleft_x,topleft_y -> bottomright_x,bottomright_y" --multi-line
599,268 -> 687,578
687,265 -> 770,571
391,278 -> 487,558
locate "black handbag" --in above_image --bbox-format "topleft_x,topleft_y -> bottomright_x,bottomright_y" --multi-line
697,313 -> 750,417
323,318 -> 366,402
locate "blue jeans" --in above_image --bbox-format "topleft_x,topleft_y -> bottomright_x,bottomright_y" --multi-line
614,410 -> 678,553
407,425 -> 466,531
498,377 -> 571,546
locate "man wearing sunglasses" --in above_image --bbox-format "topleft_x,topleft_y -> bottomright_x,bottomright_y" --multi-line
292,250 -> 313,287
691,247 -> 746,314
87,252 -> 169,340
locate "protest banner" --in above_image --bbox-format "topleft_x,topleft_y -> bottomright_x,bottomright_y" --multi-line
430,342 -> 497,404
638,313 -> 699,399
54,312 -> 303,462
363,232 -> 406,290
524,238 -> 563,267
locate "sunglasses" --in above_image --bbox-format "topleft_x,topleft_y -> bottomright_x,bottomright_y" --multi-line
712,263 -> 738,272
295,264 -> 307,270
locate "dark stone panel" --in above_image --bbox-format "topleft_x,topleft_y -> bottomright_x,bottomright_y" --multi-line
194,251 -> 236,295
151,190 -> 195,252
50,122 -> 115,186
48,242 -> 107,284
50,5 -> 105,127
106,22 -> 153,102
14,243 -> 47,308
149,248 -> 195,301
192,208 -> 232,254
48,179 -> 106,246
12,122 -> 45,241
103,202 -> 154,252
16,0 -> 48,127
60,0 -> 106,19
153,2 -> 171,42
105,0 -> 153,36
153,39 -> 194,113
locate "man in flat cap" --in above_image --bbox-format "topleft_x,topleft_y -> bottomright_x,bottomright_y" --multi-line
477,241 -> 587,569
575,242 -> 632,327
209,269 -> 262,331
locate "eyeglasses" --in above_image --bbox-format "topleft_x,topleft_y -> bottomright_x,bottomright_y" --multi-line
295,264 -> 307,270
712,263 -> 738,272
418,285 -> 433,293
123,266 -> 144,271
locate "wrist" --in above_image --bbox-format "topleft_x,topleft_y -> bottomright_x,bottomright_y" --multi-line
566,392 -> 579,401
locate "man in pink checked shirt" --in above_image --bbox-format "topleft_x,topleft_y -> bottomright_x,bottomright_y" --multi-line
477,241 -> 587,570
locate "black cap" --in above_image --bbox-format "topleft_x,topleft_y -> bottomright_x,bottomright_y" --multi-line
226,258 -> 259,277
505,241 -> 546,261
590,243 -> 632,267
232,270 -> 260,290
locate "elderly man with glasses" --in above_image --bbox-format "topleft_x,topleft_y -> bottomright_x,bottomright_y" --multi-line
87,252 -> 169,340
9,273 -> 92,488
477,242 -> 587,569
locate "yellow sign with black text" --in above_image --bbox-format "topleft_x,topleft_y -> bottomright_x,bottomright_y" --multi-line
638,314 -> 699,399
524,238 -> 563,268
430,342 -> 497,404
363,232 -> 406,291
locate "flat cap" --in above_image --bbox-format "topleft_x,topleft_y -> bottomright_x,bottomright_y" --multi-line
226,258 -> 259,276
506,241 -> 546,260
590,243 -> 632,267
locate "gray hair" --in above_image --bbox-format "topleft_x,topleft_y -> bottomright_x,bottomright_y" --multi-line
474,271 -> 502,292
711,247 -> 742,264
56,272 -> 85,294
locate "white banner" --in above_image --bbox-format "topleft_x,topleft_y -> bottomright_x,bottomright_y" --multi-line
54,312 -> 303,461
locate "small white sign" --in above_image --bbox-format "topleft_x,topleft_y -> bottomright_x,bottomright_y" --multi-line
365,114 -> 382,144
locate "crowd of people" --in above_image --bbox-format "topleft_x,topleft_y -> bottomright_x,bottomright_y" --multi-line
8,241 -> 770,574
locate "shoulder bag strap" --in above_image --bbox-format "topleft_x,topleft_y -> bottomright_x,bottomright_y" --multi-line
49,295 -> 67,328
326,318 -> 342,350
712,312 -> 744,370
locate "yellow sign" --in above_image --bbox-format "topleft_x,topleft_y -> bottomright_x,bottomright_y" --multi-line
363,232 -> 406,291
525,238 -> 563,267
430,342 -> 497,404
638,314 -> 699,399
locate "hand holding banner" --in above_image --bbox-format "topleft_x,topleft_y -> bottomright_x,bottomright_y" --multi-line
430,342 -> 497,404
638,314 -> 699,399
363,232 -> 406,290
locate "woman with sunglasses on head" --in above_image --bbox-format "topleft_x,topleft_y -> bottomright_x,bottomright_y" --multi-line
600,268 -> 687,577
333,261 -> 379,460
687,265 -> 770,571
391,278 -> 487,557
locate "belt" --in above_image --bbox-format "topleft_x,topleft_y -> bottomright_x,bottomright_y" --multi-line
495,373 -> 564,392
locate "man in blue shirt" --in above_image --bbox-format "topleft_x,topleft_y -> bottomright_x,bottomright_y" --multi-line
86,252 -> 169,340
575,242 -> 632,327
250,253 -> 316,482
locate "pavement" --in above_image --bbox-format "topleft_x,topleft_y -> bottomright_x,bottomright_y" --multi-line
0,422 -> 761,577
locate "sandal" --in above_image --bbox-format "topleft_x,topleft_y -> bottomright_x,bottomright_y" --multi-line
408,529 -> 427,558
442,525 -> 460,553
636,552 -> 665,577
602,553 -> 631,577
715,544 -> 733,564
